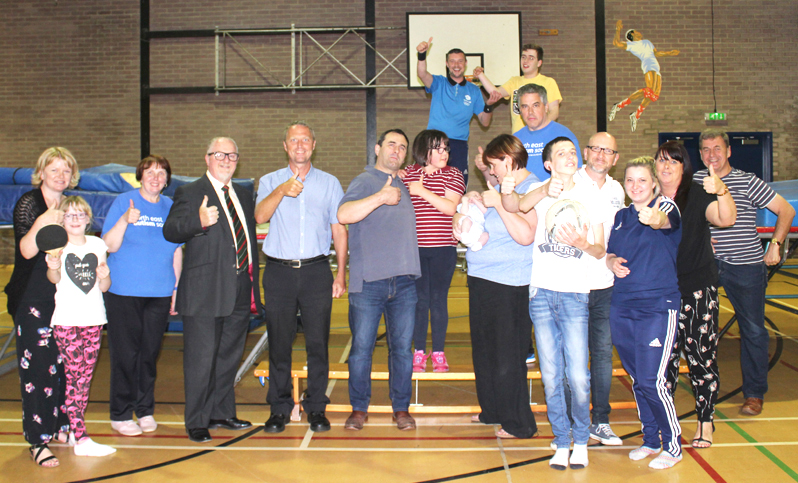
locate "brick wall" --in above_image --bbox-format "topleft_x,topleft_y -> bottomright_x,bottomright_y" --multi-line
1,1 -> 796,261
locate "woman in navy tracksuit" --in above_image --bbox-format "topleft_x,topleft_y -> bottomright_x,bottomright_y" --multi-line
605,156 -> 683,470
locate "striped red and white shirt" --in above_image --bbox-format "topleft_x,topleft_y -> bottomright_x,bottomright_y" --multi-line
403,164 -> 466,247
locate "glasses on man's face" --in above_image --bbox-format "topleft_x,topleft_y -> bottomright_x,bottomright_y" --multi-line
429,146 -> 451,154
64,213 -> 88,221
587,145 -> 618,156
208,152 -> 240,162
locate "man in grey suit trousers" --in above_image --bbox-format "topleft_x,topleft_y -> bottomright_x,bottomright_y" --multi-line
164,137 -> 263,443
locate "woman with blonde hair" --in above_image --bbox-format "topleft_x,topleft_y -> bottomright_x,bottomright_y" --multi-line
5,147 -> 79,467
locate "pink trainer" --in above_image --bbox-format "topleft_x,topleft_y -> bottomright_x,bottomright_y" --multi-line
431,351 -> 449,372
413,350 -> 428,372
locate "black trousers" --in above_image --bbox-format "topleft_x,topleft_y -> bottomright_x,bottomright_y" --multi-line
15,299 -> 69,444
468,276 -> 537,438
105,292 -> 171,421
182,271 -> 251,430
262,260 -> 333,415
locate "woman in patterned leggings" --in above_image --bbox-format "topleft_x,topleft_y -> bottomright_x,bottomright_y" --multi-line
4,148 -> 79,467
655,141 -> 736,448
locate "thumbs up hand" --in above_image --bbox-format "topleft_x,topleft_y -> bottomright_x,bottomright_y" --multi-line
547,171 -> 564,198
408,172 -> 426,197
42,196 -> 64,226
379,175 -> 401,206
638,196 -> 664,226
199,195 -> 219,227
501,174 -> 517,195
125,198 -> 141,224
417,37 -> 433,53
282,169 -> 304,198
703,164 -> 727,195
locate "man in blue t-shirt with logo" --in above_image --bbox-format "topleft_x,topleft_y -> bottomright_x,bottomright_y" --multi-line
416,37 -> 495,187
511,83 -> 582,183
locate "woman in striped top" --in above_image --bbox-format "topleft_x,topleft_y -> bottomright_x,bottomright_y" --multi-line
403,130 -> 466,372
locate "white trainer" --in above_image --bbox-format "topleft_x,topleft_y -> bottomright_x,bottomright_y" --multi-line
138,415 -> 158,432
111,419 -> 142,436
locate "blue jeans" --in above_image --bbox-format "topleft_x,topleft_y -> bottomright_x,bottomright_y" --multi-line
348,276 -> 417,412
413,246 -> 457,353
588,286 -> 614,424
530,288 -> 591,446
717,260 -> 769,399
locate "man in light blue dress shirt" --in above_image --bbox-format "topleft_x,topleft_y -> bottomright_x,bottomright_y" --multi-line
255,121 -> 348,434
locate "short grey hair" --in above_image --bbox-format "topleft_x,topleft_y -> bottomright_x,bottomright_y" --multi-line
517,83 -> 548,106
283,121 -> 316,142
206,137 -> 238,154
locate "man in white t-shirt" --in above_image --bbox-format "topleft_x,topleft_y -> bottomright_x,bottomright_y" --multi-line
608,20 -> 679,132
501,137 -> 611,469
574,132 -> 625,445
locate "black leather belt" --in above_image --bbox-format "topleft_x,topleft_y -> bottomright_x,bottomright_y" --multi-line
266,254 -> 328,268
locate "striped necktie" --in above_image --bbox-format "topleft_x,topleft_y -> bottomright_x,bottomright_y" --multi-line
222,185 -> 248,270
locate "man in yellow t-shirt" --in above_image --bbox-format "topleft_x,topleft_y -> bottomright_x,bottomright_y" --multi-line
475,43 -> 563,134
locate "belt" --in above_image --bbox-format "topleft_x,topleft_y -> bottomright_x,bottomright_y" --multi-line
266,254 -> 328,268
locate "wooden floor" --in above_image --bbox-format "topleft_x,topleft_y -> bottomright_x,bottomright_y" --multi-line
1,264 -> 798,482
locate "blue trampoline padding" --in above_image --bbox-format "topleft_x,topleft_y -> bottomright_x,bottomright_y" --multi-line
0,168 -> 35,185
756,179 -> 798,227
77,164 -> 137,193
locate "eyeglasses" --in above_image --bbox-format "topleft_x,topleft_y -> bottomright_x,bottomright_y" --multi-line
656,157 -> 680,166
208,152 -> 240,162
64,213 -> 88,221
587,145 -> 618,155
429,146 -> 451,154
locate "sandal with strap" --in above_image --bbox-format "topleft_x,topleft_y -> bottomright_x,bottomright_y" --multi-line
691,420 -> 715,448
30,444 -> 59,467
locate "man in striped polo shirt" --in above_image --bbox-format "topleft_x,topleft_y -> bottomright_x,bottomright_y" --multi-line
693,129 -> 795,416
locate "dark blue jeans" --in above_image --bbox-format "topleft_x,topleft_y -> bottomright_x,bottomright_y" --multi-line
448,139 -> 469,187
348,276 -> 417,412
413,246 -> 457,353
717,260 -> 769,399
588,286 -> 614,424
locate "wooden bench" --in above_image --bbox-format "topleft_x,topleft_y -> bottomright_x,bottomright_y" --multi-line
254,361 -> 689,420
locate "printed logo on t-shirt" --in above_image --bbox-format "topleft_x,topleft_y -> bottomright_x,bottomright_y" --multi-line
538,199 -> 591,259
649,338 -> 662,347
464,94 -> 472,107
65,253 -> 98,294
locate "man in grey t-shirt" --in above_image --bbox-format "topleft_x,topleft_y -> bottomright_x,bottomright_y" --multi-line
337,129 -> 422,432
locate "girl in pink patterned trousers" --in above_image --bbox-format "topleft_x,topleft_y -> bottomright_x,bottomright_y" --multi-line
46,196 -> 116,457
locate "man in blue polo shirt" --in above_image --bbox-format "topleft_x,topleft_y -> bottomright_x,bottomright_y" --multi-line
255,121 -> 348,434
416,37 -> 495,186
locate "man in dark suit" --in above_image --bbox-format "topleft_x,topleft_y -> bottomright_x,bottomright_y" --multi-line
164,136 -> 263,443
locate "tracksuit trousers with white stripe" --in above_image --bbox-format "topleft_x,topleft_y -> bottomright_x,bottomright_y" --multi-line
610,293 -> 682,456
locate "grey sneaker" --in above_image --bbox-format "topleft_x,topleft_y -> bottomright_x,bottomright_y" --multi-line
589,423 -> 622,445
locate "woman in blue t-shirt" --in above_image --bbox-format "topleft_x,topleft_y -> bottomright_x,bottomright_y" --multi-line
101,155 -> 182,437
605,156 -> 683,469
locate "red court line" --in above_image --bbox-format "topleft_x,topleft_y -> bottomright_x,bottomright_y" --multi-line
685,447 -> 728,483
780,360 -> 798,373
0,431 -> 553,442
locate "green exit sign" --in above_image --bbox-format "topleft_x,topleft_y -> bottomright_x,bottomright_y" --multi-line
705,112 -> 727,121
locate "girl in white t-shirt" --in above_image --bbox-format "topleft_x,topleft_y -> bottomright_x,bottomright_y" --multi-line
46,196 -> 116,457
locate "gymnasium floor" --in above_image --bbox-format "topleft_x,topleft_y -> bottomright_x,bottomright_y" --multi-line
1,264 -> 797,482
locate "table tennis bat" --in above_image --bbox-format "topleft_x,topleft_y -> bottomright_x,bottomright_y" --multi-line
36,224 -> 68,257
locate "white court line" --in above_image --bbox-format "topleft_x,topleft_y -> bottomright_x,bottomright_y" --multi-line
299,334 -> 354,449
1,442 -> 796,452
495,433 -> 513,483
